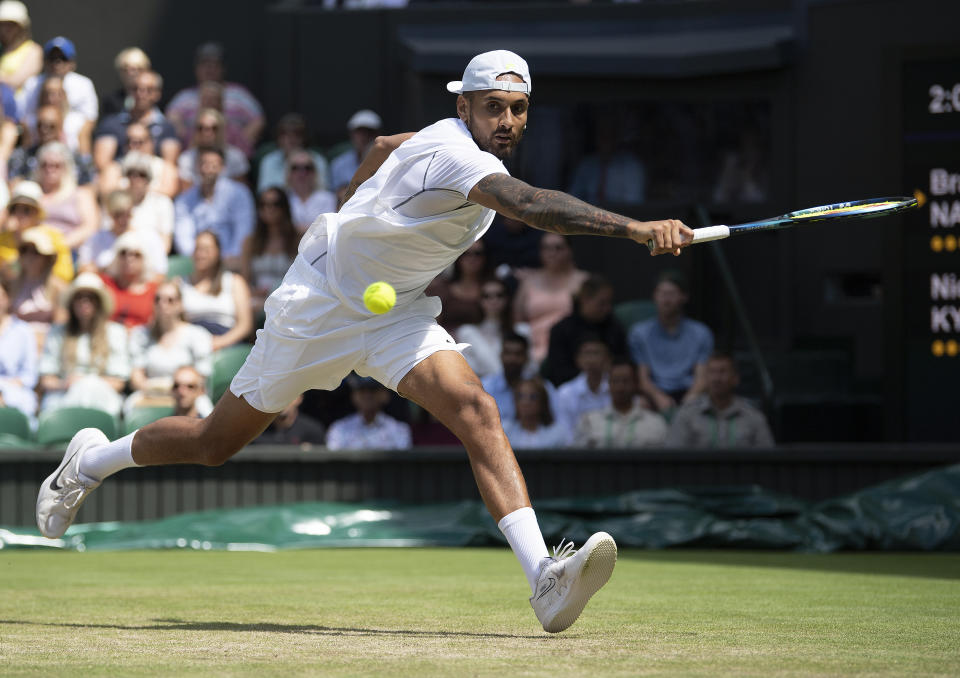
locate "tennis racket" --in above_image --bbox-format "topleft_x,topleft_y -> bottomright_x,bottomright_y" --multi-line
647,196 -> 918,251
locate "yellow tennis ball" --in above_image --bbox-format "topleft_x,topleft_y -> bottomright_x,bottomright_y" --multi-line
363,281 -> 396,314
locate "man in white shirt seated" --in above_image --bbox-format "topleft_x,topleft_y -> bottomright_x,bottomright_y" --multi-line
554,335 -> 612,437
325,375 -> 411,451
575,359 -> 667,448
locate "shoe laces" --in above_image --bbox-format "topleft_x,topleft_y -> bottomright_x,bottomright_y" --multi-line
551,538 -> 576,561
57,477 -> 96,510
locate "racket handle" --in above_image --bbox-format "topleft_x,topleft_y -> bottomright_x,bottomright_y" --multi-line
646,225 -> 730,251
691,225 -> 730,243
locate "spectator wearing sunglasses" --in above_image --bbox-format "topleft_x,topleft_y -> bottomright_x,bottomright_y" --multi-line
126,282 -> 213,417
0,181 -> 73,282
283,148 -> 335,231
501,377 -> 571,449
170,365 -> 209,418
256,113 -> 329,193
10,227 -> 65,351
99,230 -> 159,329
241,187 -> 298,320
455,277 -> 530,379
93,70 -> 180,175
97,122 -> 178,198
77,189 -> 168,278
9,104 -> 93,186
33,141 -> 99,252
165,42 -> 265,158
123,151 -> 175,252
177,108 -> 248,190
19,37 -> 97,158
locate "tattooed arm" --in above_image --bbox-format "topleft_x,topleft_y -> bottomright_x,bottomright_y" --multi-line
468,173 -> 692,256
340,132 -> 416,207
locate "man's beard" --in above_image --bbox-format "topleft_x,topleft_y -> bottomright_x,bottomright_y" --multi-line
467,121 -> 523,160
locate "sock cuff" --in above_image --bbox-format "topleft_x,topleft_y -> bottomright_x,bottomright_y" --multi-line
497,505 -> 536,532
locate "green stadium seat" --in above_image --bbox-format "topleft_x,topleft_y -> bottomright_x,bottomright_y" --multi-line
209,343 -> 253,403
36,407 -> 117,447
0,406 -> 31,439
166,255 -> 194,280
123,405 -> 175,435
614,299 -> 657,330
0,407 -> 37,449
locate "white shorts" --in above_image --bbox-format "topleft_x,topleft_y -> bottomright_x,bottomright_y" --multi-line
230,255 -> 467,413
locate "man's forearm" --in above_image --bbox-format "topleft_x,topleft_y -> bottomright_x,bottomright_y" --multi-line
471,174 -> 635,238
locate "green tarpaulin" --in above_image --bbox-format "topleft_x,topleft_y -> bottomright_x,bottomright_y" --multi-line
4,464 -> 958,552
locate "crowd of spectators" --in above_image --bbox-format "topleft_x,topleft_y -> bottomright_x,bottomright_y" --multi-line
0,0 -> 773,451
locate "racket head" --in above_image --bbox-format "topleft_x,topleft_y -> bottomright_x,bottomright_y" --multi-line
784,196 -> 918,224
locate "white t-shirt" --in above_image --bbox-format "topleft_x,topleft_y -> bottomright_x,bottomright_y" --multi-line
131,191 -> 175,241
299,118 -> 507,314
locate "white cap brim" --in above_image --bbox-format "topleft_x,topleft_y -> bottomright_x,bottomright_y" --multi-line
446,81 -> 464,94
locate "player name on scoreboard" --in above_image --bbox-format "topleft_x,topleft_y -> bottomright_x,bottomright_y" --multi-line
902,55 -> 960,440
929,168 -> 960,227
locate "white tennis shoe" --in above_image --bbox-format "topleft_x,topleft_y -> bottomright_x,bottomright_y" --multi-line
36,427 -> 107,538
530,531 -> 617,633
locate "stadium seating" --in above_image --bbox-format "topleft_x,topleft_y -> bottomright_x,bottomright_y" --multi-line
123,406 -> 175,435
0,407 -> 36,449
209,343 -> 253,403
36,407 -> 118,447
166,255 -> 194,280
613,299 -> 656,329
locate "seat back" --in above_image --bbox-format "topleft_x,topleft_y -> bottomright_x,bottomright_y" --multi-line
209,343 -> 253,403
36,407 -> 117,447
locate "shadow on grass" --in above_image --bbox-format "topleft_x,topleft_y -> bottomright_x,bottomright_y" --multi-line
619,549 -> 960,580
0,618 -> 549,639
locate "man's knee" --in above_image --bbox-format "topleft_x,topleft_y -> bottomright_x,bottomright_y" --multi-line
458,389 -> 501,428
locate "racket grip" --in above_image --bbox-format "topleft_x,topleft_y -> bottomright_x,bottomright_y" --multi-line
691,225 -> 730,243
645,225 -> 730,251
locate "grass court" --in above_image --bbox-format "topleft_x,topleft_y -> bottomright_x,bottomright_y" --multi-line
2,548 -> 958,676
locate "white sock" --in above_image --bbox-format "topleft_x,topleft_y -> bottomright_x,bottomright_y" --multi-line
498,506 -> 550,594
78,431 -> 141,481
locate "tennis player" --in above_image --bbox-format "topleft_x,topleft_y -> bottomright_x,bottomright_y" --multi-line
37,50 -> 693,633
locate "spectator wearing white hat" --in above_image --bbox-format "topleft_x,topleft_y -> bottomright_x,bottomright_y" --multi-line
99,230 -> 160,329
165,42 -> 265,158
19,36 -> 98,158
0,0 -> 41,94
329,108 -> 382,205
0,181 -> 73,283
38,271 -> 131,417
78,189 -> 169,278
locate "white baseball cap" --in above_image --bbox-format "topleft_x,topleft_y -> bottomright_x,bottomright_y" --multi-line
446,50 -> 531,95
0,1 -> 30,27
347,109 -> 382,131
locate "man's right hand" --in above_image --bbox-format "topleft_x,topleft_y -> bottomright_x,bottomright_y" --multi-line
634,219 -> 694,256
